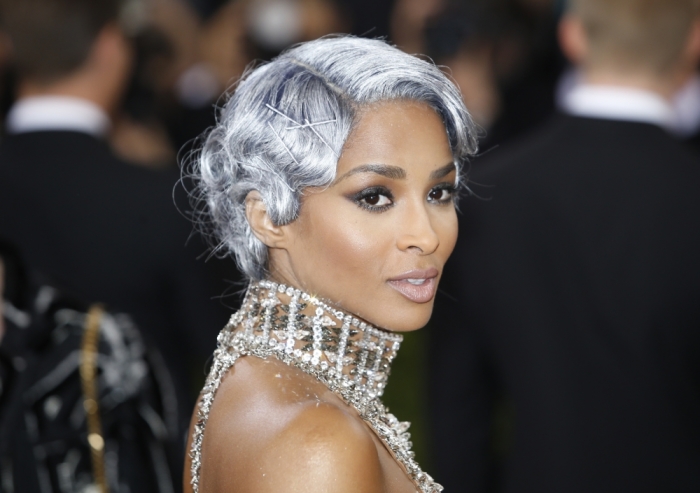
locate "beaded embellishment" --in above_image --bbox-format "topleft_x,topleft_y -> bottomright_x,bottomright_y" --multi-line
189,280 -> 443,493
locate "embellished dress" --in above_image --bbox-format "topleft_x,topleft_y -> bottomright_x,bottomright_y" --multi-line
189,280 -> 444,493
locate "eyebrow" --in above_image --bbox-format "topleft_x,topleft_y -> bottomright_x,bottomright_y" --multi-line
335,162 -> 456,184
430,162 -> 457,180
334,164 -> 406,183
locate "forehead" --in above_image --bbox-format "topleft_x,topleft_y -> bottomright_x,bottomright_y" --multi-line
337,101 -> 454,176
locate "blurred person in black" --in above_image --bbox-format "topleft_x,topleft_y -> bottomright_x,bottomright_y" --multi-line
429,0 -> 700,491
0,19 -> 11,135
553,3 -> 700,153
425,0 -> 566,150
0,239 -> 182,492
0,0 -> 237,444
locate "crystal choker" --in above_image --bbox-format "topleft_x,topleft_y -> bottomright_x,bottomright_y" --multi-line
189,280 -> 444,493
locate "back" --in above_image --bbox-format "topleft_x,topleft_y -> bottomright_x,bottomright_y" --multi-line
430,115 -> 700,492
0,132 -> 182,305
0,131 -> 232,428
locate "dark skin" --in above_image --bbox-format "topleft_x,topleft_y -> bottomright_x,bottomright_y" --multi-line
185,101 -> 457,492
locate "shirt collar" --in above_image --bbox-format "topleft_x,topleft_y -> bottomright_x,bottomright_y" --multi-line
671,74 -> 700,137
6,96 -> 110,137
557,71 -> 676,132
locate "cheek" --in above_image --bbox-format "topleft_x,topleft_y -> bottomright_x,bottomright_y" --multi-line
301,206 -> 390,277
436,208 -> 458,260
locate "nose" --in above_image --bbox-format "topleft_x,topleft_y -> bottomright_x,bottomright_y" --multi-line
396,201 -> 440,255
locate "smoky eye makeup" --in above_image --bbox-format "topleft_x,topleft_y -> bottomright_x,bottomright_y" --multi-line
428,183 -> 458,204
348,186 -> 395,213
347,181 -> 457,213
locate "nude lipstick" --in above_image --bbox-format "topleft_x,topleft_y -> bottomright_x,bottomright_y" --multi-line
387,268 -> 439,303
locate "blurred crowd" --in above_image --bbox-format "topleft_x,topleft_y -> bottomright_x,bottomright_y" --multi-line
0,0 -> 698,492
0,0 -> 573,168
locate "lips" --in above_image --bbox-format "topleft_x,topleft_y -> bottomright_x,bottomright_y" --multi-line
387,268 -> 439,303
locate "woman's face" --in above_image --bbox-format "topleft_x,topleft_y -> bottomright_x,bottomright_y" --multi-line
269,100 -> 458,332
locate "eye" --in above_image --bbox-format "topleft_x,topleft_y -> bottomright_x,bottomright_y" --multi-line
428,184 -> 456,204
350,187 -> 394,212
362,192 -> 391,206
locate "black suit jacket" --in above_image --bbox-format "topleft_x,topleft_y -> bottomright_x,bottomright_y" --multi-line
430,115 -> 700,492
0,131 -> 239,430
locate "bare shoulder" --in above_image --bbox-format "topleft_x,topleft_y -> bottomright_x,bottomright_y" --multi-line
196,356 -> 386,493
248,401 -> 385,492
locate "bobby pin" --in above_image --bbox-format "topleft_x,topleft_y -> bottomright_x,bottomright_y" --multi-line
303,118 -> 338,157
265,103 -> 302,127
265,103 -> 338,157
285,119 -> 336,130
267,122 -> 301,166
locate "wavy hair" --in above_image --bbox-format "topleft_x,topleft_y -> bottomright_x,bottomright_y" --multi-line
187,36 -> 477,280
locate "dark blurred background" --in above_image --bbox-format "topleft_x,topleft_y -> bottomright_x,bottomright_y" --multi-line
0,0 -> 569,169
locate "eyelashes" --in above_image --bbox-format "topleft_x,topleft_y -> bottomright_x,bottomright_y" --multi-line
350,186 -> 394,213
428,183 -> 456,204
349,183 -> 456,213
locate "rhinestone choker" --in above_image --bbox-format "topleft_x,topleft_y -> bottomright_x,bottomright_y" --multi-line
190,280 -> 444,493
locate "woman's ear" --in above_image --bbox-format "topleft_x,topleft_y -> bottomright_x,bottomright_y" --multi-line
245,190 -> 287,248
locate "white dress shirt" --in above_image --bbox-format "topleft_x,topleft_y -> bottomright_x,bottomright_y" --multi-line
5,96 -> 110,137
559,80 -> 676,131
554,67 -> 700,136
671,74 -> 700,138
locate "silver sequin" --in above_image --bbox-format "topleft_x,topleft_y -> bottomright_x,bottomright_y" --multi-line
189,281 -> 443,493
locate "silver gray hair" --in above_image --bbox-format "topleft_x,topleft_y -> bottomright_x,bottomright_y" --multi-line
188,36 -> 478,280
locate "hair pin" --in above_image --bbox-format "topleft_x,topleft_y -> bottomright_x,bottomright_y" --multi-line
303,118 -> 338,157
267,121 -> 301,167
285,120 -> 336,130
265,104 -> 301,126
265,104 -> 338,156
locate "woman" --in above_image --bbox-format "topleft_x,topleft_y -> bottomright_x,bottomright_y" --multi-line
185,37 -> 477,493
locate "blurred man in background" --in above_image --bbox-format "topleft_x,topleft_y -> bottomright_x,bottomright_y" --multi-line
423,0 -> 566,150
430,0 -> 700,491
0,0 -> 235,448
0,238 -> 182,493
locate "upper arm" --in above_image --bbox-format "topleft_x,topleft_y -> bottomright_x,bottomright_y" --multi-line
208,402 -> 386,493
255,404 -> 385,493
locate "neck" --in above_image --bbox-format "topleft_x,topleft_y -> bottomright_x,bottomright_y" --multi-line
581,68 -> 687,101
193,279 -> 441,493
18,73 -> 116,116
224,279 -> 403,400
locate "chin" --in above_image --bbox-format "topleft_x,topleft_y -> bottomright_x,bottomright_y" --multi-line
370,300 -> 435,333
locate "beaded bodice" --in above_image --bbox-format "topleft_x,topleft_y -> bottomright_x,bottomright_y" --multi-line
190,280 -> 443,493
